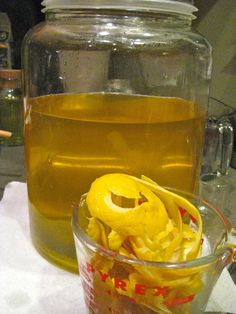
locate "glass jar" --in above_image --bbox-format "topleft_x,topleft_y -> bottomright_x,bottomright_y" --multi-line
0,69 -> 25,198
0,69 -> 23,145
0,13 -> 13,68
22,0 -> 212,272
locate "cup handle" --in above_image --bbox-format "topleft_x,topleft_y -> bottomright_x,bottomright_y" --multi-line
217,118 -> 234,175
216,210 -> 236,262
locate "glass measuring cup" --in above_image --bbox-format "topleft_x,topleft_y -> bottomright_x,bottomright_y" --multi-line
72,190 -> 236,314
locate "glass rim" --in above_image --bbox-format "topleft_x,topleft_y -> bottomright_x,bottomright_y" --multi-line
72,188 -> 233,269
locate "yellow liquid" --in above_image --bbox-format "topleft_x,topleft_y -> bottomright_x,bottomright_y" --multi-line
24,93 -> 205,272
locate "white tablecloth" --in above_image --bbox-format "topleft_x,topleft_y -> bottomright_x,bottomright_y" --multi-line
0,182 -> 236,314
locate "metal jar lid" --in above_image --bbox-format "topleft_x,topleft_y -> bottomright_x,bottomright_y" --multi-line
41,0 -> 198,18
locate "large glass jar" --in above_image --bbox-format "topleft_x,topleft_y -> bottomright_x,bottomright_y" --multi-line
22,0 -> 212,272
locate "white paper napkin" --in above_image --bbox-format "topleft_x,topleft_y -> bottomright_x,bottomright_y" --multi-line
0,182 -> 236,314
0,182 -> 85,314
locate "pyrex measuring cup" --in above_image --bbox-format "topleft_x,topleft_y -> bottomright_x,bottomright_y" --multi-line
72,190 -> 236,314
201,97 -> 235,176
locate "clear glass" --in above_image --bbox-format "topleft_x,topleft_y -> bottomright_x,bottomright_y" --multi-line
0,69 -> 24,146
72,190 -> 236,314
201,97 -> 235,176
22,8 -> 212,272
0,69 -> 25,199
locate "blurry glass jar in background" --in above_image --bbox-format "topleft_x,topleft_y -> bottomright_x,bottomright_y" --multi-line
22,0 -> 212,272
0,69 -> 25,198
0,69 -> 23,145
0,12 -> 13,69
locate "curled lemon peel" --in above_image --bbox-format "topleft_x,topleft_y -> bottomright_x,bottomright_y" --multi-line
86,173 -> 202,262
86,173 -> 169,238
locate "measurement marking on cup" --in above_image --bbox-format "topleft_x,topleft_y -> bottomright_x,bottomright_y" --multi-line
164,294 -> 195,307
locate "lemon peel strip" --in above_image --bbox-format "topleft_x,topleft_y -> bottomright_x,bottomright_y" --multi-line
132,175 -> 203,260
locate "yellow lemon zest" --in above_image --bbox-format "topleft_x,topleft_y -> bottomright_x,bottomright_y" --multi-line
108,229 -> 125,250
87,217 -> 109,249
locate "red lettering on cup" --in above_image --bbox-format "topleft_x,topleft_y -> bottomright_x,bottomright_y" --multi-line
135,283 -> 147,295
153,286 -> 169,297
98,271 -> 109,282
164,294 -> 195,307
114,278 -> 127,291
